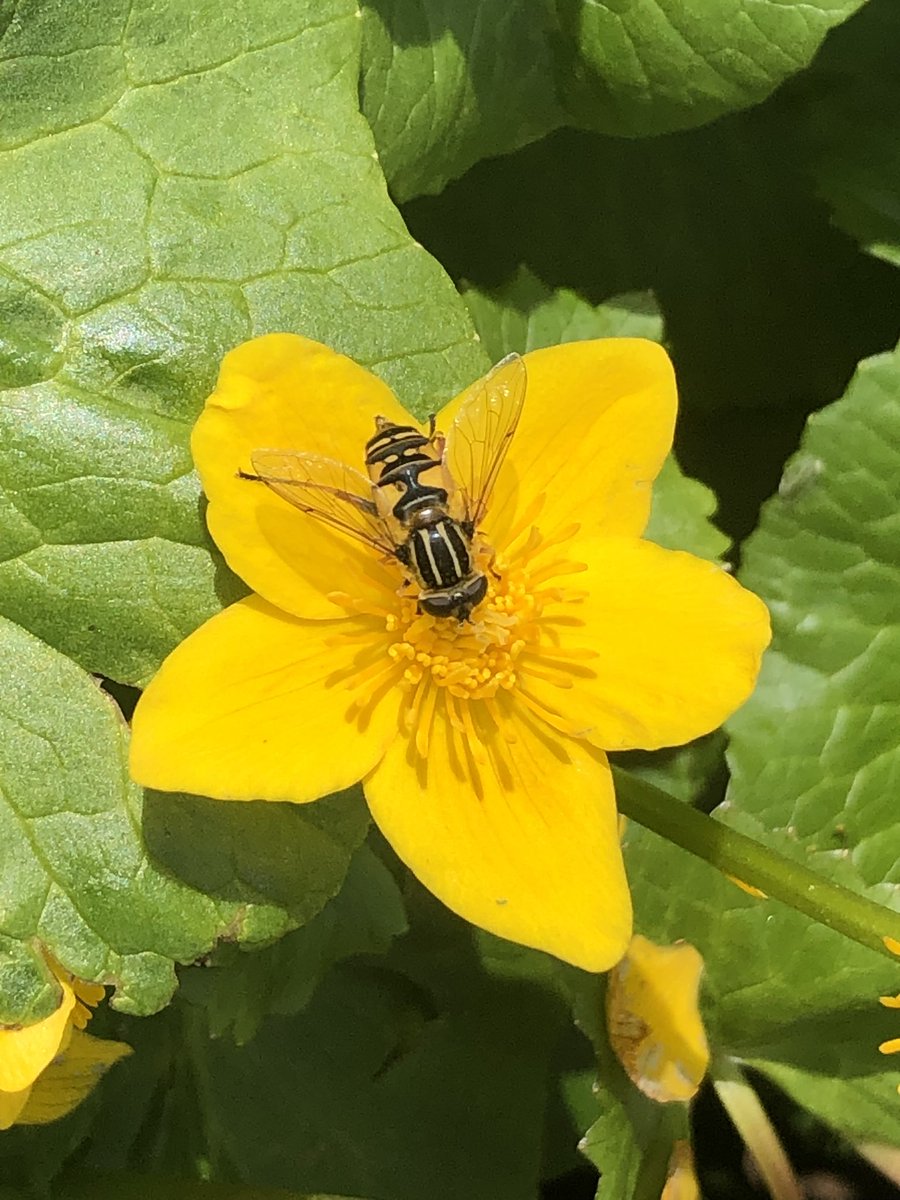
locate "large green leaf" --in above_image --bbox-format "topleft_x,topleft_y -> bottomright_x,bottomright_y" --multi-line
0,615 -> 368,1023
566,337 -> 900,1167
0,0 -> 484,687
728,342 -> 900,902
552,0 -> 864,136
359,0 -> 562,202
462,269 -> 665,361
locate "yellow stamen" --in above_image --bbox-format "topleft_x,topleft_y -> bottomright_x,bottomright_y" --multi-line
326,522 -> 591,763
878,1038 -> 900,1055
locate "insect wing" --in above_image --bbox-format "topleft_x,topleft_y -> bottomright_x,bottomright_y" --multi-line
445,352 -> 526,529
248,449 -> 399,557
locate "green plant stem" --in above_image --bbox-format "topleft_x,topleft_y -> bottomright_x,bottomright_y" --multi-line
613,768 -> 900,959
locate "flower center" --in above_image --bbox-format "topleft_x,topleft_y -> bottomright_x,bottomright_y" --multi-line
328,511 -> 595,764
385,561 -> 538,702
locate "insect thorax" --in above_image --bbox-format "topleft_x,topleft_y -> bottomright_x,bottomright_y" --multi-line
366,417 -> 484,618
408,519 -> 473,591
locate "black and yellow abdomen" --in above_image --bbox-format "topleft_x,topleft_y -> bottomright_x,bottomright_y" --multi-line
365,419 -> 449,525
365,417 -> 487,621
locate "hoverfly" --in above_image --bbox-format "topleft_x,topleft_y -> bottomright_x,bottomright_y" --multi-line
239,353 -> 526,622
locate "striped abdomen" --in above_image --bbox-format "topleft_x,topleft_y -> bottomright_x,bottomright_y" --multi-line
365,419 -> 448,525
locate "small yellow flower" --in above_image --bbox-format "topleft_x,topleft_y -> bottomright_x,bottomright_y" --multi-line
0,955 -> 130,1129
130,334 -> 769,970
606,934 -> 709,1103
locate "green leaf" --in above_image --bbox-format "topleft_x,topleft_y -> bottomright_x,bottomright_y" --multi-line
729,342 -> 900,903
179,844 -> 408,1043
712,340 -> 900,1138
462,268 -> 664,362
622,820 -> 897,1048
552,0 -> 864,136
583,1100 -> 673,1200
0,615 -> 367,1022
360,0 -> 562,203
0,0 -> 484,686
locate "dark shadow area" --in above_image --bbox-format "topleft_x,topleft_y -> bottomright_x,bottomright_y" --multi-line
100,677 -> 141,722
403,98 -> 900,544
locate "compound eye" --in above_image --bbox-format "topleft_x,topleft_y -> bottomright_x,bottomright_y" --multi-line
465,575 -> 488,607
420,592 -> 457,618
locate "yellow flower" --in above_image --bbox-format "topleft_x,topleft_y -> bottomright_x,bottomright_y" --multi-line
130,334 -> 769,970
0,955 -> 130,1129
606,934 -> 710,1103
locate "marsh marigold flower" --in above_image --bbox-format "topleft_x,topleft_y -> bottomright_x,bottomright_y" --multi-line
0,955 -> 129,1128
130,335 -> 770,970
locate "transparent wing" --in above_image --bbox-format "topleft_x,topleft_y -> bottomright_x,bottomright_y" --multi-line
445,352 -> 526,529
244,449 -> 400,557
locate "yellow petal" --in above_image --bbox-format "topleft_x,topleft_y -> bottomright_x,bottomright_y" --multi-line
0,976 -> 75,1093
15,1030 -> 131,1125
607,934 -> 709,1103
194,333 -> 412,619
522,536 -> 770,751
131,595 -> 400,800
439,339 -> 676,550
364,698 -> 631,971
